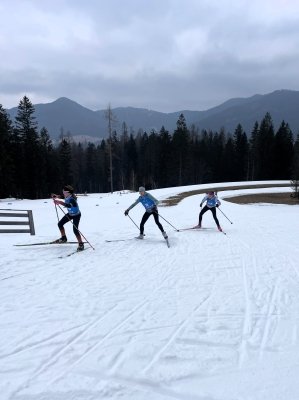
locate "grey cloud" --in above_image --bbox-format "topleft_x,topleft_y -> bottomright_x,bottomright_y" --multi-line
1,0 -> 299,111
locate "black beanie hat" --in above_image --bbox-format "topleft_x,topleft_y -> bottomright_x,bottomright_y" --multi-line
63,185 -> 74,193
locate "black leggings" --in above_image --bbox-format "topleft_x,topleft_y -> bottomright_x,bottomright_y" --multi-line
199,206 -> 220,227
58,213 -> 81,236
140,211 -> 164,234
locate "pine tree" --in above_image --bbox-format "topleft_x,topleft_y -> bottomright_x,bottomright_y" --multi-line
221,137 -> 235,181
145,130 -> 160,188
85,143 -> 98,192
97,139 -> 110,193
172,114 -> 190,186
124,134 -> 138,190
233,124 -> 248,181
249,121 -> 259,180
255,112 -> 275,179
71,142 -> 85,193
158,126 -> 172,187
291,134 -> 299,198
136,131 -> 149,187
209,130 -> 225,182
0,105 -> 14,197
14,96 -> 40,198
58,139 -> 73,186
272,121 -> 293,179
118,126 -> 129,190
38,127 -> 57,197
196,130 -> 211,183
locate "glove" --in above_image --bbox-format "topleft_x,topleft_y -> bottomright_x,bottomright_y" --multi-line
216,204 -> 219,208
200,203 -> 203,208
124,209 -> 129,216
152,206 -> 158,214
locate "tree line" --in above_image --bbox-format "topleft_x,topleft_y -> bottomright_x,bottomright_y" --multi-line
1,96 -> 298,199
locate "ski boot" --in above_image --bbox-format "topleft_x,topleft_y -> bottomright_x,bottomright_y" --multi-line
54,235 -> 67,243
77,242 -> 84,251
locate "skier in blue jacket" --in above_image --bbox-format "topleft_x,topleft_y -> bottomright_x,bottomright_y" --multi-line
52,185 -> 84,251
195,191 -> 222,231
124,186 -> 168,240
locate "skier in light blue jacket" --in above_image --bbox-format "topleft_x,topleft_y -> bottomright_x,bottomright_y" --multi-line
195,191 -> 222,231
124,186 -> 168,239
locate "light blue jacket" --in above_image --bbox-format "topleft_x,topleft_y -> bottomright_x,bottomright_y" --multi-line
127,192 -> 159,212
200,194 -> 221,208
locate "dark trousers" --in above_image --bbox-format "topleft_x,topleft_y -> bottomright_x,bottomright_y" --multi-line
58,213 -> 81,237
199,206 -> 220,227
140,211 -> 164,234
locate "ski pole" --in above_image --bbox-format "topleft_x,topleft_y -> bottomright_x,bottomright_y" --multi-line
218,207 -> 233,224
51,195 -> 60,223
56,203 -> 95,250
127,214 -> 140,231
54,203 -> 60,222
156,212 -> 179,231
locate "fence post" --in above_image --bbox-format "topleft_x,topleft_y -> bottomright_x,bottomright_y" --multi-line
27,210 -> 35,235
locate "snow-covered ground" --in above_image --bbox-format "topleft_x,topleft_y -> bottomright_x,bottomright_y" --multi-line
1,180 -> 299,400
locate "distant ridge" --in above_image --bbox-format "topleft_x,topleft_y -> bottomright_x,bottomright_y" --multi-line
6,89 -> 299,140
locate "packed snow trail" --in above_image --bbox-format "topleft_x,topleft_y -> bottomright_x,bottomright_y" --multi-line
1,182 -> 299,400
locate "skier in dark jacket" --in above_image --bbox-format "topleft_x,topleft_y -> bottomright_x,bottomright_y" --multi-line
124,186 -> 168,240
195,191 -> 222,231
52,185 -> 84,251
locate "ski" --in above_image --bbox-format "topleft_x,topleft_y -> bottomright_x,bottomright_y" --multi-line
179,226 -> 225,235
135,236 -> 170,247
105,238 -> 136,242
14,241 -> 82,247
106,236 -> 170,247
58,247 -> 89,258
178,226 -> 212,231
106,235 -> 147,242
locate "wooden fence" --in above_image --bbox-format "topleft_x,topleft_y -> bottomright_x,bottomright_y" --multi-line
0,209 -> 35,235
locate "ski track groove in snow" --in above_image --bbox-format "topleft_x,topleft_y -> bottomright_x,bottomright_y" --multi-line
258,279 -> 280,358
237,254 -> 252,368
74,368 -> 220,400
0,322 -> 98,361
7,304 -> 120,398
48,271 -> 174,386
141,294 -> 211,374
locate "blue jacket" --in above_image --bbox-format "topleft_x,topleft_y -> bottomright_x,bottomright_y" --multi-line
64,195 -> 81,216
128,192 -> 159,212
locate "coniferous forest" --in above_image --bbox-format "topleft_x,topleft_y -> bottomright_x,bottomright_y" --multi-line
0,96 -> 298,199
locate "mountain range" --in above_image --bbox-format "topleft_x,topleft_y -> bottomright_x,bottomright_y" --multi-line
6,89 -> 299,141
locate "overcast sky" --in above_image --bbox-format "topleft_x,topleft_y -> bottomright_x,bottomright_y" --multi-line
1,0 -> 299,112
